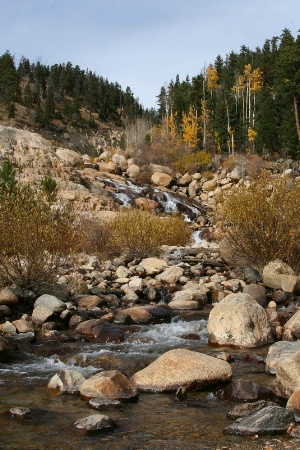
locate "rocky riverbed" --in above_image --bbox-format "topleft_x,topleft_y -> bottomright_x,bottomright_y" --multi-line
2,124 -> 300,448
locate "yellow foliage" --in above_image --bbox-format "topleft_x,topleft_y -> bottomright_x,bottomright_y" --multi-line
182,105 -> 198,149
206,64 -> 219,91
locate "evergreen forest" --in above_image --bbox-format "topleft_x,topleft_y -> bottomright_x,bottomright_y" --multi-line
0,28 -> 300,158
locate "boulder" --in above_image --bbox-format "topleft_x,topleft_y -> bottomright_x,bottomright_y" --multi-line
155,266 -> 184,284
224,406 -> 294,436
56,147 -> 83,166
131,348 -> 232,392
188,179 -> 201,198
126,164 -> 140,178
202,178 -> 217,192
140,258 -> 167,275
227,400 -> 278,419
34,294 -> 66,313
77,295 -> 104,310
75,320 -> 124,343
151,172 -> 172,187
217,379 -> 275,402
272,349 -> 300,398
74,414 -> 116,432
31,305 -> 54,326
168,299 -> 200,310
207,293 -> 273,348
0,288 -> 18,306
265,341 -> 300,374
262,260 -> 300,292
80,370 -> 138,400
115,266 -> 129,279
12,319 -> 35,333
149,164 -> 173,175
47,369 -> 86,394
134,197 -> 158,211
287,389 -> 300,421
283,310 -> 300,338
243,284 -> 267,307
122,307 -> 153,324
229,165 -> 246,181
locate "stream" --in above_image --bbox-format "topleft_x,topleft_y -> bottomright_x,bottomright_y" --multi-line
0,313 -> 297,449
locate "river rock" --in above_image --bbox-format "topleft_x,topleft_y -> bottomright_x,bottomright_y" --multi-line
151,172 -> 172,187
0,288 -> 18,306
283,310 -> 300,339
272,349 -> 300,398
130,348 -> 232,392
168,299 -> 200,310
207,293 -> 273,348
88,398 -> 122,409
74,413 -> 116,433
76,320 -> 124,343
122,307 -> 153,324
34,294 -> 66,313
155,266 -> 184,284
265,341 -> 300,374
262,259 -> 300,292
140,257 -> 167,275
12,319 -> 35,333
128,276 -> 144,293
80,370 -> 138,400
47,369 -> 86,394
287,389 -> 300,421
141,304 -> 173,322
77,295 -> 105,309
217,379 -> 274,402
224,406 -> 294,435
115,266 -> 129,279
31,305 -> 54,326
126,164 -> 140,178
149,164 -> 173,175
227,400 -> 278,419
243,284 -> 267,307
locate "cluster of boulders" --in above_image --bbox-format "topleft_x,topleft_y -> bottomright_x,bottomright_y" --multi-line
3,124 -> 300,439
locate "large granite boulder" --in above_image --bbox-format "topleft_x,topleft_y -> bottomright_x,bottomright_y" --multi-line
266,341 -> 300,374
34,294 -> 66,313
207,293 -> 273,348
130,348 -> 232,392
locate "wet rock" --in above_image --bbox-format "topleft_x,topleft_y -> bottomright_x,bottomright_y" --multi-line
0,288 -> 18,306
88,398 -> 121,409
223,406 -> 294,435
216,379 -> 275,402
77,295 -> 105,309
265,341 -> 300,374
0,305 -> 12,317
141,304 -> 173,322
9,407 -> 31,420
243,284 -> 267,307
227,400 -> 279,419
74,413 -> 116,433
47,369 -> 86,394
131,348 -> 232,392
140,257 -> 168,275
34,294 -> 66,313
272,349 -> 300,399
122,307 -> 153,324
207,293 -> 273,348
75,320 -> 124,343
0,337 -> 16,362
80,370 -> 138,400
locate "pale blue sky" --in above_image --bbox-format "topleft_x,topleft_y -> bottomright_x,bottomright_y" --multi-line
1,0 -> 299,108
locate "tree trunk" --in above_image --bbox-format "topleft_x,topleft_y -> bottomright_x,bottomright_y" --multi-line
293,97 -> 300,143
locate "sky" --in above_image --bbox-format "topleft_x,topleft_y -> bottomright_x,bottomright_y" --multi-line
1,0 -> 299,109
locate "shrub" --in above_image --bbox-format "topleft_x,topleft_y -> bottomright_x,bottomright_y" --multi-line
171,150 -> 211,174
217,173 -> 300,272
83,209 -> 191,260
0,184 -> 80,291
40,175 -> 58,202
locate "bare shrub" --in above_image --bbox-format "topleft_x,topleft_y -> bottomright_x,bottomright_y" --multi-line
217,173 -> 300,272
0,184 -> 81,291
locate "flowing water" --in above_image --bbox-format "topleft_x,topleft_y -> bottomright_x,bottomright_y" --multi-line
0,315 -> 298,449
